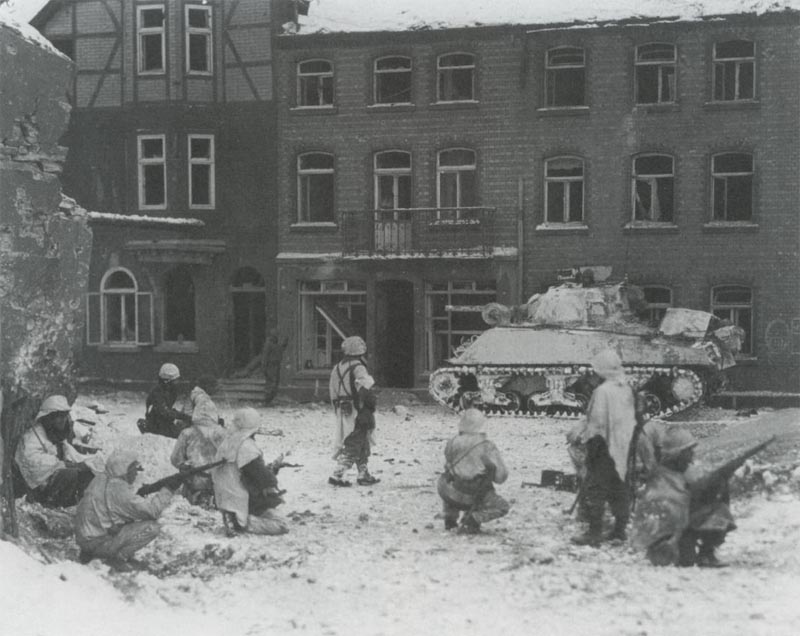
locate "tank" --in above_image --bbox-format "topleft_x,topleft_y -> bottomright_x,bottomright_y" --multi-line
429,278 -> 744,418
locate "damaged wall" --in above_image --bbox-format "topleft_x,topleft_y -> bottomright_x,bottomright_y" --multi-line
1,17 -> 91,402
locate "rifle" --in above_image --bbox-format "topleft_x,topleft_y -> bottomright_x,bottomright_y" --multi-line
690,436 -> 775,505
136,459 -> 225,497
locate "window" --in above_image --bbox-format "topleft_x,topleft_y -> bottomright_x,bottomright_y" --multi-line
437,148 -> 476,217
86,268 -> 153,346
437,53 -> 475,102
642,286 -> 673,326
635,43 -> 676,104
545,47 -> 585,107
374,151 -> 411,209
299,281 -> 367,368
711,285 -> 753,354
163,267 -> 195,342
632,154 -> 674,223
138,135 -> 166,209
297,59 -> 334,107
712,153 -> 753,221
713,40 -> 755,101
374,56 -> 412,104
188,134 -> 215,208
186,5 -> 212,74
425,281 -> 497,370
297,152 -> 334,222
545,156 -> 584,223
137,5 -> 165,74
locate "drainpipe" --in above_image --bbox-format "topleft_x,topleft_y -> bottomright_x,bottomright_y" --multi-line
517,176 -> 525,304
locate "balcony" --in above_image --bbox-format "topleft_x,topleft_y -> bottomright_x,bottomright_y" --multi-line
341,207 -> 496,258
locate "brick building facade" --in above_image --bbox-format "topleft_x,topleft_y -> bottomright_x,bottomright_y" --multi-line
274,6 -> 800,395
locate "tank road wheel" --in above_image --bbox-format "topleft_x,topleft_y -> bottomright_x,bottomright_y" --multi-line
640,392 -> 662,417
502,391 -> 525,414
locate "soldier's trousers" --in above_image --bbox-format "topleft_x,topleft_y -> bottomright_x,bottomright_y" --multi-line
77,521 -> 161,560
583,448 -> 629,530
29,467 -> 95,508
333,426 -> 371,476
438,476 -> 510,526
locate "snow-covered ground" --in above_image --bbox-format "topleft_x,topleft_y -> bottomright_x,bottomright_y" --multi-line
2,390 -> 800,636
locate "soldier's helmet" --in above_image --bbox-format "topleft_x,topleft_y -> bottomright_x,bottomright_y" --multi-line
660,427 -> 698,460
342,336 -> 367,356
158,363 -> 181,381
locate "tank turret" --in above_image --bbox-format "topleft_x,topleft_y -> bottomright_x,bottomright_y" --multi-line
429,279 -> 743,418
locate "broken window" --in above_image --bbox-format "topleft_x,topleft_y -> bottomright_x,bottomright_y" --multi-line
87,268 -> 153,346
642,285 -> 673,326
374,56 -> 412,104
298,152 -> 335,222
163,267 -> 196,342
635,43 -> 676,104
189,134 -> 215,208
545,156 -> 584,223
711,285 -> 752,355
545,46 -> 585,107
437,148 -> 476,219
186,5 -> 212,74
297,59 -> 334,107
299,281 -> 367,368
712,152 -> 753,221
425,281 -> 497,370
437,53 -> 475,102
138,134 -> 166,208
138,5 -> 165,74
713,40 -> 755,101
632,154 -> 674,222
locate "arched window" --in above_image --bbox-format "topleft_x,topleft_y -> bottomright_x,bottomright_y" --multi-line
632,154 -> 674,222
297,59 -> 334,107
545,46 -> 585,107
544,156 -> 584,223
163,267 -> 196,342
297,152 -> 335,222
711,285 -> 753,354
437,148 -> 476,218
635,43 -> 676,104
374,151 -> 411,210
87,268 -> 153,346
437,52 -> 475,102
374,56 -> 412,104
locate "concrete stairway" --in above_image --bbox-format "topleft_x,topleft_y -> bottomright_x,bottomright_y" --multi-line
213,377 -> 266,403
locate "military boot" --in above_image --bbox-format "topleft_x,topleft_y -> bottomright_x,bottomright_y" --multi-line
696,543 -> 728,568
571,519 -> 603,547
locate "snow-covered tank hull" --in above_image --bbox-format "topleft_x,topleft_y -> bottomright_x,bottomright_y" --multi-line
429,278 -> 742,418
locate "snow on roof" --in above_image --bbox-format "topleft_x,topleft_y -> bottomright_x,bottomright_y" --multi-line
294,0 -> 800,34
0,5 -> 65,58
88,211 -> 205,227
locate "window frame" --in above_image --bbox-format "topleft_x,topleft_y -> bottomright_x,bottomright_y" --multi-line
137,4 -> 166,75
185,4 -> 213,75
712,39 -> 756,102
86,268 -> 154,346
188,134 -> 215,209
711,285 -> 753,355
373,55 -> 412,105
162,266 -> 196,344
635,42 -> 677,104
545,46 -> 586,108
297,58 -> 334,108
631,153 -> 675,223
137,134 -> 167,210
374,150 -> 412,210
297,152 -> 335,223
544,155 -> 585,224
711,152 -> 754,222
436,52 -> 476,103
641,285 -> 673,326
436,148 -> 477,218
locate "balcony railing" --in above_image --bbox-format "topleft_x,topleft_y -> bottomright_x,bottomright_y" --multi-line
341,207 -> 496,257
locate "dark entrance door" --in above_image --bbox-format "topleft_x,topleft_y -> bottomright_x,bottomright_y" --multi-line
375,280 -> 414,388
230,268 -> 266,370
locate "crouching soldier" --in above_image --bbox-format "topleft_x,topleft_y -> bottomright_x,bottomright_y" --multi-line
15,395 -> 97,508
139,363 -> 192,438
212,408 -> 289,536
632,428 -> 770,568
75,449 -> 175,572
437,408 -> 510,534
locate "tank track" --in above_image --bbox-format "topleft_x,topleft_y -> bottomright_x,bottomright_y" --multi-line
429,365 -> 706,419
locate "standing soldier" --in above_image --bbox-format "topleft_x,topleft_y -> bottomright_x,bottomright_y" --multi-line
262,329 -> 289,405
570,349 -> 637,546
328,336 -> 380,487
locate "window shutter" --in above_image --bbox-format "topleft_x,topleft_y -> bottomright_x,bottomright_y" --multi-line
136,292 -> 154,345
86,292 -> 101,345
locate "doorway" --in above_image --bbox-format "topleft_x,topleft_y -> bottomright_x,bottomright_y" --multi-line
375,279 -> 414,387
230,267 -> 266,370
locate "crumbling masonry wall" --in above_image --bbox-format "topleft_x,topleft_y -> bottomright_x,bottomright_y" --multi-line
1,17 -> 92,529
